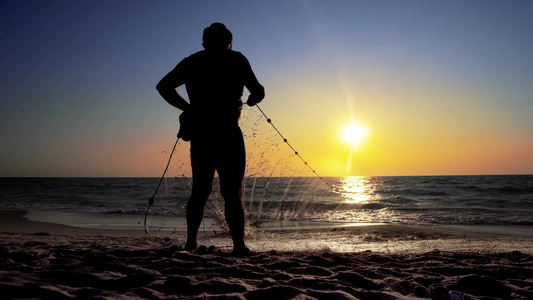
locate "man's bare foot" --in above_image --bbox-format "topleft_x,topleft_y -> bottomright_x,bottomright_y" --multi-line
184,241 -> 198,253
231,246 -> 254,257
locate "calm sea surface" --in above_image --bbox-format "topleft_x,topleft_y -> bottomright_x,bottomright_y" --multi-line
1,175 -> 532,238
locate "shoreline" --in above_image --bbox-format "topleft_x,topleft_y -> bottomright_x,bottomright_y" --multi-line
1,209 -> 532,254
11,208 -> 533,240
2,210 -> 533,299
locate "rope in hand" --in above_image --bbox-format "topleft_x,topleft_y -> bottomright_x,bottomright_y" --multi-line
144,136 -> 180,234
255,105 -> 335,190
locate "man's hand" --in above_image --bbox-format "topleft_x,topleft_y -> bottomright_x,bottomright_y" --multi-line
246,95 -> 258,107
177,110 -> 192,141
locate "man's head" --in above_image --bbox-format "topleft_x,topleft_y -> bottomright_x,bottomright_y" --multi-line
203,23 -> 233,50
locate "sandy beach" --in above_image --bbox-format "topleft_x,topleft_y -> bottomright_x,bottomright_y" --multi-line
1,210 -> 533,299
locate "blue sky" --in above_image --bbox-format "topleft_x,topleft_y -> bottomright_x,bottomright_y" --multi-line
1,0 -> 532,176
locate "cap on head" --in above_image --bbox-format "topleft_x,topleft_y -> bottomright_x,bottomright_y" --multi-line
203,22 -> 232,49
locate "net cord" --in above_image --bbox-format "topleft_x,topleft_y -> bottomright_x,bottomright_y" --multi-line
255,105 -> 334,190
144,137 -> 180,234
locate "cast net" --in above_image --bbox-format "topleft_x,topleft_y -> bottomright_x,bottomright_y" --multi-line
145,105 -> 342,245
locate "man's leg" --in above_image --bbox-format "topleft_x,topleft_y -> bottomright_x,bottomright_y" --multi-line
219,168 -> 246,252
217,127 -> 248,254
185,146 -> 215,252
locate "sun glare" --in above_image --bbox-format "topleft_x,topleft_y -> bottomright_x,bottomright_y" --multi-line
341,122 -> 368,150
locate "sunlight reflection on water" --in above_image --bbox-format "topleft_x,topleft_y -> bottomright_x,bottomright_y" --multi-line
339,176 -> 377,204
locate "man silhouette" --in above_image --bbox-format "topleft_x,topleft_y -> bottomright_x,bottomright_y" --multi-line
156,23 -> 265,256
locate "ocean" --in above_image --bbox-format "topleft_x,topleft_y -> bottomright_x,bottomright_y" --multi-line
1,175 -> 532,239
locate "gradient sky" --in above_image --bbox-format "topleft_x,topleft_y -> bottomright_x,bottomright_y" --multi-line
1,0 -> 532,177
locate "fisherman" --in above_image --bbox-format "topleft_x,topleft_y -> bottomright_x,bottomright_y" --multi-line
156,23 -> 265,256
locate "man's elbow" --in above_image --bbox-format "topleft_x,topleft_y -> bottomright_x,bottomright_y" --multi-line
156,80 -> 165,93
156,80 -> 174,98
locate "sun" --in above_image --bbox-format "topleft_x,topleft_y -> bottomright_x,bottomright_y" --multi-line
341,122 -> 368,150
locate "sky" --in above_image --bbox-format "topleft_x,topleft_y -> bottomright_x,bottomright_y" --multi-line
1,0 -> 532,177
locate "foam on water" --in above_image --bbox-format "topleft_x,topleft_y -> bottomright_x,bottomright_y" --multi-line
2,175 -> 532,239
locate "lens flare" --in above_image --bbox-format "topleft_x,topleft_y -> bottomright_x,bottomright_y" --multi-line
341,122 -> 368,150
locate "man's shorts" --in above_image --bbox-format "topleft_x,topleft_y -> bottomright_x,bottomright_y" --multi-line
190,127 -> 246,175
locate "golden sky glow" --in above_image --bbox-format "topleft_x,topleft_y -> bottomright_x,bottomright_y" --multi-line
0,1 -> 532,177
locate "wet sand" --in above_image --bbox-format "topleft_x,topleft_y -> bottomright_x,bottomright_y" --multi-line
1,210 -> 533,299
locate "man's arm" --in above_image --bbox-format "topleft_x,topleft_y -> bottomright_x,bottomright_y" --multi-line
246,83 -> 265,107
241,56 -> 265,106
156,68 -> 191,112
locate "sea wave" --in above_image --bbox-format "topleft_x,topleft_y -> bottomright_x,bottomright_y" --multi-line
1,176 -> 533,234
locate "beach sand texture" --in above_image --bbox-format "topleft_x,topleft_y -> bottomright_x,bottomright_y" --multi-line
1,210 -> 533,299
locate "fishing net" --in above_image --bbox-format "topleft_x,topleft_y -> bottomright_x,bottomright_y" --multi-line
145,105 -> 341,240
